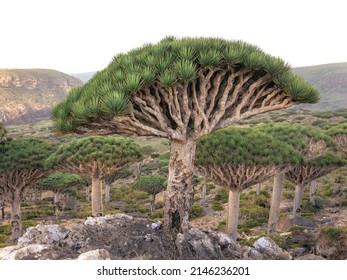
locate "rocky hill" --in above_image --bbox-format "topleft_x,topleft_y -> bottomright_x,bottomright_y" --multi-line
293,62 -> 347,111
0,69 -> 82,124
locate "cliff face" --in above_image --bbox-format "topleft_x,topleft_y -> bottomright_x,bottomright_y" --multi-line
0,69 -> 82,124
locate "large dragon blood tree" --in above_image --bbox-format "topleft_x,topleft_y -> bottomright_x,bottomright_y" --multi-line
195,127 -> 303,240
0,138 -> 56,241
51,36 -> 318,231
255,123 -> 334,233
46,136 -> 142,217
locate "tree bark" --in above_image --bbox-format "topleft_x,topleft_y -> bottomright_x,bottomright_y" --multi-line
91,177 -> 103,217
1,206 -> 4,220
105,182 -> 110,205
267,173 -> 284,234
164,139 -> 195,232
11,191 -> 22,242
53,192 -> 61,212
226,188 -> 240,241
85,185 -> 91,202
310,180 -> 317,205
293,184 -> 304,217
150,194 -> 156,214
256,183 -> 261,195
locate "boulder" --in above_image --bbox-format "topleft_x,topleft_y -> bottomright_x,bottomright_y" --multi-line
0,244 -> 52,260
77,249 -> 111,260
253,237 -> 292,260
243,247 -> 263,260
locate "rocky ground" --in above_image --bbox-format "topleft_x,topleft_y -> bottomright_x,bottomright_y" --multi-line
1,214 -> 345,260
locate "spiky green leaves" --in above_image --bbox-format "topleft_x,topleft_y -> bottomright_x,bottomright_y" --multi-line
0,138 -> 56,171
132,175 -> 166,195
52,36 -> 319,133
46,136 -> 142,172
327,123 -> 347,136
196,127 -> 303,167
308,152 -> 345,167
37,172 -> 84,192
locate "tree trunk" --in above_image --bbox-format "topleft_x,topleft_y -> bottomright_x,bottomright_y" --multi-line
256,183 -> 261,195
267,174 -> 284,234
105,182 -> 110,205
85,185 -> 91,202
150,194 -> 156,214
1,206 -> 4,220
226,188 -> 240,241
164,139 -> 196,232
11,191 -> 22,242
293,184 -> 304,217
202,180 -> 207,207
91,177 -> 103,217
53,192 -> 61,211
310,180 -> 317,206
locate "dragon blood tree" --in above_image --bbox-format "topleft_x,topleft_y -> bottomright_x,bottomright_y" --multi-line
46,136 -> 142,217
51,37 -> 318,231
133,175 -> 167,213
255,123 -> 334,233
327,123 -> 347,157
195,127 -> 303,240
285,152 -> 345,217
37,172 -> 84,212
0,138 -> 56,241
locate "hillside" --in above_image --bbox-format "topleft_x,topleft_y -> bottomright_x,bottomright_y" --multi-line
293,63 -> 347,111
0,69 -> 82,124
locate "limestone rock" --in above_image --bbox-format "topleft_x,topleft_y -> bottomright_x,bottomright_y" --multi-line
253,237 -> 292,260
295,254 -> 325,260
0,244 -> 52,260
77,249 -> 111,260
243,247 -> 263,260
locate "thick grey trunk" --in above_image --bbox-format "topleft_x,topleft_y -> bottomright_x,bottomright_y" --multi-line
1,200 -> 5,220
150,194 -> 156,214
85,185 -> 91,202
256,183 -> 261,195
11,191 -> 22,242
105,182 -> 110,205
91,177 -> 103,217
226,188 -> 240,241
293,184 -> 304,217
53,192 -> 61,211
310,180 -> 317,205
164,139 -> 195,232
267,174 -> 284,234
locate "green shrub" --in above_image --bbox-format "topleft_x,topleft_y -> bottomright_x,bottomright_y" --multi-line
212,201 -> 224,211
214,188 -> 228,203
150,209 -> 163,219
206,182 -> 216,191
0,234 -> 8,243
190,204 -> 204,218
150,153 -> 160,158
321,227 -> 345,239
217,219 -> 226,231
0,225 -> 11,235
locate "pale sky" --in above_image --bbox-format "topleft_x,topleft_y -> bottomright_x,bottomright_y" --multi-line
1,0 -> 346,74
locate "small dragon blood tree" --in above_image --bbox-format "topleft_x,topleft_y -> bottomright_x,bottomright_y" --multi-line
195,127 -> 303,240
0,138 -> 56,241
51,37 -> 318,231
46,136 -> 142,217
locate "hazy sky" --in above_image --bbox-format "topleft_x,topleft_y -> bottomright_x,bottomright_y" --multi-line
1,0 -> 346,73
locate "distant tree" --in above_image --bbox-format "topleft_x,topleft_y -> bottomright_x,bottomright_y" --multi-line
133,175 -> 166,213
256,123 -> 334,233
37,172 -> 84,213
0,138 -> 56,241
327,123 -> 347,157
195,127 -> 302,240
285,152 -> 345,217
103,168 -> 132,205
46,136 -> 142,217
52,37 -> 318,231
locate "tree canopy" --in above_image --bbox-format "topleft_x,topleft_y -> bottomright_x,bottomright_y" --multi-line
133,175 -> 166,195
196,127 -> 303,190
52,36 -> 318,136
37,172 -> 84,193
255,123 -> 334,158
46,136 -> 142,176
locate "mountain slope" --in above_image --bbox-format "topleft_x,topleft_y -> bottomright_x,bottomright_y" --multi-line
293,62 -> 347,111
0,69 -> 82,124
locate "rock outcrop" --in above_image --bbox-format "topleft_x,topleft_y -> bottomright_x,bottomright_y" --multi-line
0,69 -> 82,124
0,215 -> 296,260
